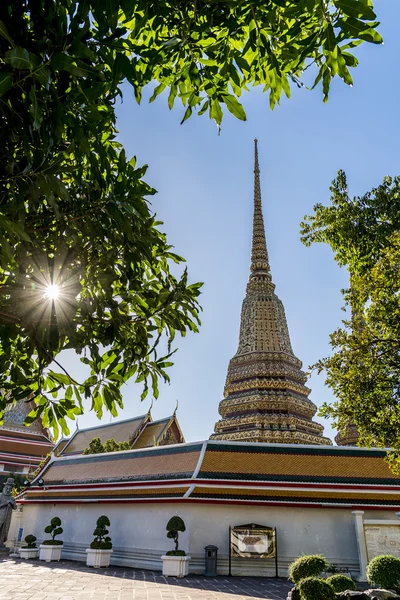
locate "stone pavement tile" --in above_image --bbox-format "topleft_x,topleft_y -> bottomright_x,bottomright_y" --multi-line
0,559 -> 292,600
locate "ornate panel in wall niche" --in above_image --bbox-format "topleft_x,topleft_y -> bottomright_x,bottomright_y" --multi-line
158,427 -> 178,446
364,525 -> 400,560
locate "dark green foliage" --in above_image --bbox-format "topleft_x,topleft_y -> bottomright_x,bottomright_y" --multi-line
326,575 -> 356,593
165,550 -> 186,557
298,577 -> 336,600
166,516 -> 186,553
366,555 -> 400,590
44,516 -> 63,544
301,173 -> 400,466
0,0 -> 381,436
83,437 -> 131,455
90,515 -> 112,550
288,587 -> 300,600
24,534 -> 37,548
288,555 -> 329,584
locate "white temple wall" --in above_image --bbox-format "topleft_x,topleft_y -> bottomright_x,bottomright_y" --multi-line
12,502 -> 398,577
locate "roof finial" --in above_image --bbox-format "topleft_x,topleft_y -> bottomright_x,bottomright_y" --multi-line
147,399 -> 154,418
173,400 -> 179,416
250,139 -> 271,280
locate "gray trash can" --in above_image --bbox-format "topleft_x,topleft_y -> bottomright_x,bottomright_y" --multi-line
204,545 -> 218,576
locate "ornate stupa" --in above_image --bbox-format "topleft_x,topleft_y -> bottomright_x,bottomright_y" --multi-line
335,425 -> 360,446
0,399 -> 53,474
211,140 -> 332,445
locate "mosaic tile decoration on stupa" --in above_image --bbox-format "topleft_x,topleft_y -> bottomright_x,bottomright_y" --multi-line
210,141 -> 331,446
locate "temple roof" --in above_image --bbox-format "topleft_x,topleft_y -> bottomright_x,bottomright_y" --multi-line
19,440 -> 400,508
0,400 -> 53,469
60,415 -> 149,456
132,417 -> 171,449
211,141 -> 331,445
57,411 -> 185,457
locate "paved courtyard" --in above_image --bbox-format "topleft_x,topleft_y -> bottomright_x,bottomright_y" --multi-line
0,559 -> 292,600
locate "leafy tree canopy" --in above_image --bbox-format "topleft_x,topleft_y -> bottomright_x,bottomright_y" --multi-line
301,173 -> 400,469
82,436 -> 130,454
0,0 -> 381,437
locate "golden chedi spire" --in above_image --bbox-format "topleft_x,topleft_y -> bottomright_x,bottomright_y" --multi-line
211,140 -> 332,445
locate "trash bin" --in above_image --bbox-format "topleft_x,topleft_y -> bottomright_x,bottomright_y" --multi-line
204,545 -> 218,577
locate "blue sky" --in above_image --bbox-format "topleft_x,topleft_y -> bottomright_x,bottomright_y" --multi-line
63,3 -> 400,443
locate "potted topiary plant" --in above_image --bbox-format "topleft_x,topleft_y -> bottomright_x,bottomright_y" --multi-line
39,517 -> 63,562
19,534 -> 38,560
86,515 -> 113,568
161,516 -> 190,577
366,554 -> 400,592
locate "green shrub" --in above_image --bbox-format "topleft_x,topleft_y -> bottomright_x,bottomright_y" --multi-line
367,555 -> 400,590
288,555 -> 329,584
23,534 -> 37,548
326,574 -> 356,593
166,516 -> 186,554
288,586 -> 300,600
165,550 -> 187,557
90,515 -> 112,550
298,577 -> 336,600
43,517 -> 63,545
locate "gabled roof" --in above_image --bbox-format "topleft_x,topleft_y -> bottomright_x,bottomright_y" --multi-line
61,415 -> 148,456
19,440 -> 400,509
132,417 -> 171,449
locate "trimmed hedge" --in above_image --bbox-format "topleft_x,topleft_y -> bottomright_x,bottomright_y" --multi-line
298,577 -> 336,600
23,534 -> 37,548
288,555 -> 329,584
366,555 -> 400,590
326,574 -> 356,593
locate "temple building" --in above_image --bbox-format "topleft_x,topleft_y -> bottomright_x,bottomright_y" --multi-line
211,140 -> 331,445
10,142 -> 400,582
0,400 -> 53,476
54,409 -> 184,457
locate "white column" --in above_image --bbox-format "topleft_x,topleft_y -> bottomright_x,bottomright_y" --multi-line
352,510 -> 368,582
8,505 -> 23,557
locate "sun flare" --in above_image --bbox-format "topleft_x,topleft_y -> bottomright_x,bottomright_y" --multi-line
44,284 -> 60,301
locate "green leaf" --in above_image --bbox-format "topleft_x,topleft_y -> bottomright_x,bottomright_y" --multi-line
0,20 -> 15,48
149,83 -> 166,103
5,47 -> 34,70
29,88 -> 43,130
180,106 -> 192,124
324,23 -> 336,52
334,0 -> 376,20
0,72 -> 12,95
210,98 -> 223,125
339,17 -> 383,44
222,94 -> 246,121
235,56 -> 251,73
